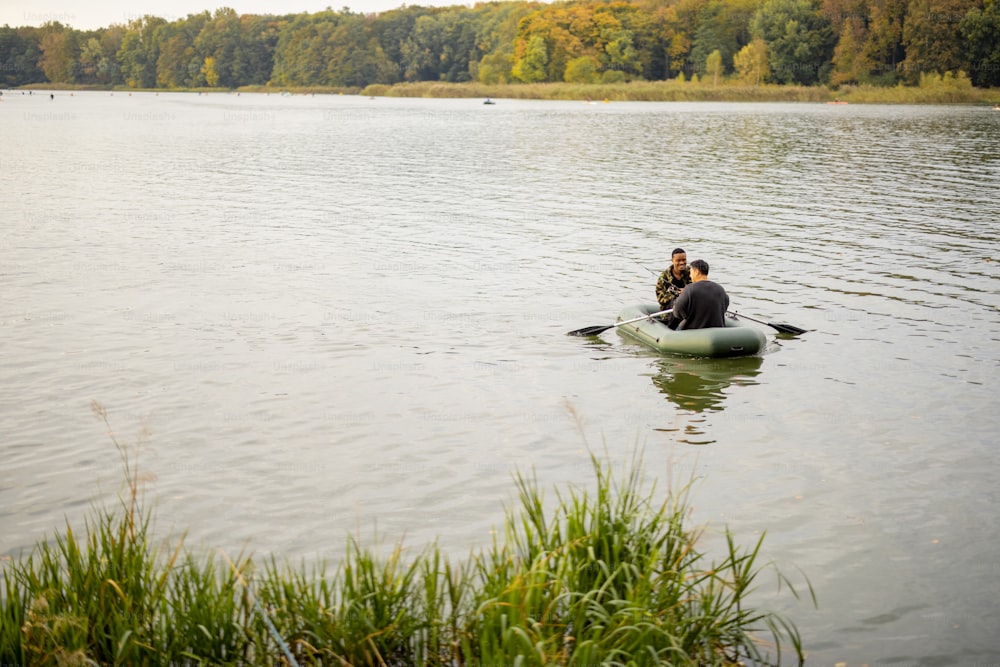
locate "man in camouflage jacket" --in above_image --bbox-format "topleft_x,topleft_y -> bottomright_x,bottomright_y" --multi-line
656,247 -> 691,311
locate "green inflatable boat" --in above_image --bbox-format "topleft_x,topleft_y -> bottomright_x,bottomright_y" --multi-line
616,304 -> 767,357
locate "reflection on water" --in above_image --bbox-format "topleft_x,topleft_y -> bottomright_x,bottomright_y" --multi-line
650,356 -> 763,445
652,356 -> 764,413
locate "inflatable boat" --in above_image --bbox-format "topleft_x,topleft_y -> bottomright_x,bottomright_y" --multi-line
615,303 -> 766,357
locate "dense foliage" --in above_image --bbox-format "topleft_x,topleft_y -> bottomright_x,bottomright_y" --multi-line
1,0 -> 998,89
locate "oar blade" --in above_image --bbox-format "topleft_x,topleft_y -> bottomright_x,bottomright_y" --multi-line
566,324 -> 613,337
769,322 -> 808,335
568,308 -> 671,337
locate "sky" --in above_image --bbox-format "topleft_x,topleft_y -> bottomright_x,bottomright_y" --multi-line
0,0 -> 464,31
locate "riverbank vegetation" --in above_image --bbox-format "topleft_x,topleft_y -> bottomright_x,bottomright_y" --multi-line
18,77 -> 998,105
1,409 -> 813,665
356,74 -> 997,103
361,80 -> 834,101
2,0 -> 999,96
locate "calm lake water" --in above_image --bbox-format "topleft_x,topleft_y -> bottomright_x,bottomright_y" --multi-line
2,90 -> 998,664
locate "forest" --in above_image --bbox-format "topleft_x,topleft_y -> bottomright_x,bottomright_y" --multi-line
1,0 -> 998,90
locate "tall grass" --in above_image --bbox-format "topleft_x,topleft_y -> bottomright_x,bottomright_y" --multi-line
835,71 -> 999,104
358,80 -> 832,102
236,84 -> 362,96
466,451 -> 810,666
1,412 -> 813,665
357,79 -> 1000,104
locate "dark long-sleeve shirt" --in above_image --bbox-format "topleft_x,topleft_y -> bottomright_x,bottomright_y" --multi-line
670,279 -> 729,329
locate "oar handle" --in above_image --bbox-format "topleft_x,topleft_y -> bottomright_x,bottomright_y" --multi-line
727,310 -> 766,326
615,308 -> 673,328
567,308 -> 673,336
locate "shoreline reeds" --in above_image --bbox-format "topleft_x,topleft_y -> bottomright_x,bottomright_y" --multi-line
17,79 -> 999,105
1,413 -> 814,665
357,79 -> 999,104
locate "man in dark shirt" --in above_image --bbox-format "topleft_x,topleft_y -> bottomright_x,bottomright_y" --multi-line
668,259 -> 729,330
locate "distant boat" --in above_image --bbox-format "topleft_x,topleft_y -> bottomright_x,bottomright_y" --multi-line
827,100 -> 848,105
483,98 -> 495,105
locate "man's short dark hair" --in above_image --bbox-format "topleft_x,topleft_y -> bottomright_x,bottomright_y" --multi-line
671,247 -> 686,257
689,259 -> 709,275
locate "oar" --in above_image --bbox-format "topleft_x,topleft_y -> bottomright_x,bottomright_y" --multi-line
568,309 -> 672,337
729,311 -> 808,335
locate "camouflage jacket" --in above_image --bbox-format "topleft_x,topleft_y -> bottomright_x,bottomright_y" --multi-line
655,266 -> 691,309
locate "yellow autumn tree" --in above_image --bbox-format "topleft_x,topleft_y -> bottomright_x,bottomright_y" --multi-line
705,49 -> 723,86
733,39 -> 770,86
201,56 -> 219,87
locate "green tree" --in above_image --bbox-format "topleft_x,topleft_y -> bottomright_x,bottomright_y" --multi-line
74,30 -> 123,85
443,9 -> 482,82
604,28 -> 640,77
601,67 -> 627,81
819,0 -> 870,37
156,12 -> 211,87
325,13 -> 396,86
751,0 -> 836,84
96,24 -> 125,85
478,50 -> 511,83
592,4 -> 646,78
0,26 -> 45,86
690,0 -> 755,77
661,0 -> 710,78
626,4 -> 670,81
271,11 -> 343,86
901,0 -> 970,82
830,15 -> 870,83
193,8 -> 243,88
862,0 -> 906,82
473,2 -> 533,84
402,13 -> 445,80
564,54 -> 600,81
733,37 -> 771,83
960,0 -> 1000,87
155,26 -> 193,87
78,37 -> 102,82
235,15 -> 282,86
38,23 -> 80,83
510,5 -> 589,82
403,8 -> 481,83
370,6 -> 425,84
117,16 -> 166,88
512,33 -> 549,82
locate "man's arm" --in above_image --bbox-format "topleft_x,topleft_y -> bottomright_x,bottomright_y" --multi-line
656,271 -> 681,308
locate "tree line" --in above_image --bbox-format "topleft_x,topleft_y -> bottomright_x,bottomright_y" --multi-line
1,0 -> 998,90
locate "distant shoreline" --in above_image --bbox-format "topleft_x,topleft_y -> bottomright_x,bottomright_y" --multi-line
14,80 -> 1000,105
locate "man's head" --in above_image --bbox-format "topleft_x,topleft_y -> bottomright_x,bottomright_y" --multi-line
670,248 -> 687,275
689,259 -> 709,280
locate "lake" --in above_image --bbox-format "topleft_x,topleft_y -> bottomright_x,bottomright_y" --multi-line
2,90 -> 998,664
